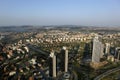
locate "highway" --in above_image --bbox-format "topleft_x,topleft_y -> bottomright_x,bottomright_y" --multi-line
94,66 -> 120,80
27,44 -> 49,57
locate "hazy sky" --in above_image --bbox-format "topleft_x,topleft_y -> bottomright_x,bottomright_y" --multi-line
0,0 -> 120,27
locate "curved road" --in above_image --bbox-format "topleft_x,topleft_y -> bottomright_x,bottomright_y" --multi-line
94,66 -> 120,80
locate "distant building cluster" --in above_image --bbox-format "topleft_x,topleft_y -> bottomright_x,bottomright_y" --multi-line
0,41 -> 29,60
25,31 -> 95,44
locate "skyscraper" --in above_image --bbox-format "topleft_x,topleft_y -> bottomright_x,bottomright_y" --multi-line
99,42 -> 104,58
92,36 -> 104,63
61,46 -> 69,72
105,43 -> 110,55
49,51 -> 56,78
115,47 -> 120,60
64,47 -> 68,73
117,50 -> 120,60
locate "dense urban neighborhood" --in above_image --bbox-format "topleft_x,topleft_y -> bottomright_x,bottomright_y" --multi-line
0,26 -> 120,80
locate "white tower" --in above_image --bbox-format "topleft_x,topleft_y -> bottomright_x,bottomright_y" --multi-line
49,51 -> 56,77
63,46 -> 68,72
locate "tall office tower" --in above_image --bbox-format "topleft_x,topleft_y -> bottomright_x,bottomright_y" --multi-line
61,46 -> 69,72
117,50 -> 120,60
115,47 -> 120,60
49,51 -> 56,78
100,43 -> 104,58
92,36 -> 104,63
64,47 -> 68,72
105,43 -> 110,55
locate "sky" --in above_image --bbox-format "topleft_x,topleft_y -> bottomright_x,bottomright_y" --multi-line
0,0 -> 120,27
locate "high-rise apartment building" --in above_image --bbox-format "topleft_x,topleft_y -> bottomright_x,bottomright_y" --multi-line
61,46 -> 68,72
105,43 -> 110,55
92,36 -> 104,63
49,51 -> 56,78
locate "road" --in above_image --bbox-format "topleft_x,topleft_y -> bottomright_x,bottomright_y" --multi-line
94,66 -> 120,80
27,44 -> 49,57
